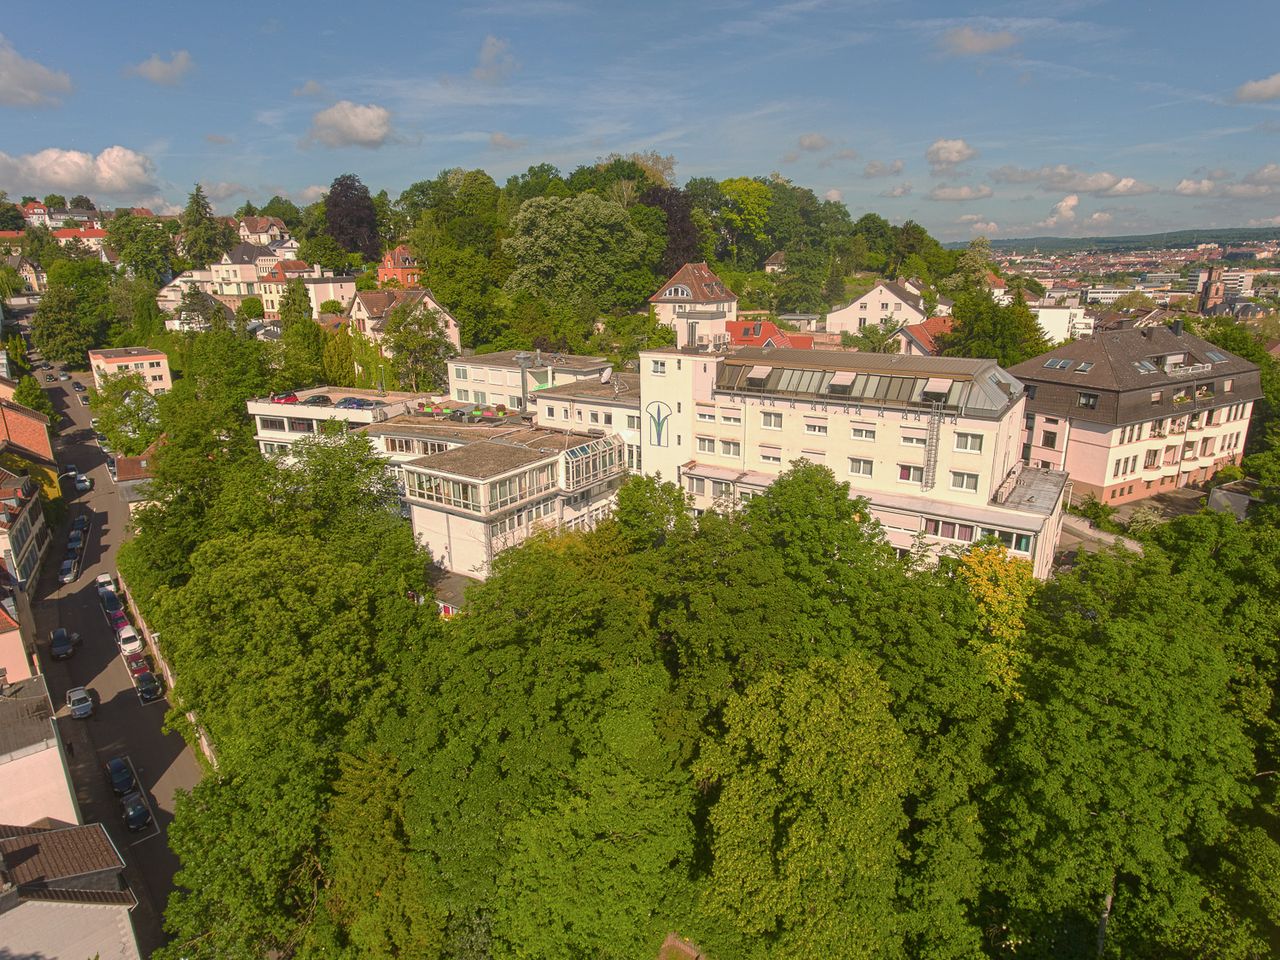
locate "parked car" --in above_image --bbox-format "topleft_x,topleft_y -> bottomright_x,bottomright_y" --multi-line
71,513 -> 90,533
60,463 -> 77,477
334,397 -> 369,409
90,417 -> 99,430
67,529 -> 84,552
116,625 -> 144,656
75,474 -> 92,492
94,432 -> 108,443
269,392 -> 299,404
107,608 -> 129,631
121,792 -> 152,833
104,757 -> 136,795
136,671 -> 163,703
44,373 -> 55,382
66,686 -> 94,719
106,455 -> 117,477
50,627 -> 81,660
79,395 -> 90,406
100,588 -> 122,612
58,372 -> 71,381
124,651 -> 150,678
300,394 -> 333,406
57,557 -> 78,584
95,572 -> 116,592
72,381 -> 86,392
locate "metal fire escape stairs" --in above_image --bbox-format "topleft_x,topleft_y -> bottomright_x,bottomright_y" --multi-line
921,400 -> 944,491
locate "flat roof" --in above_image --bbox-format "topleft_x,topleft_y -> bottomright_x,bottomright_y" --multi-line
456,350 -> 610,372
723,347 -> 993,379
364,414 -> 530,442
87,347 -> 166,361
0,675 -> 56,760
406,426 -> 600,480
531,372 -> 641,406
250,385 -> 433,405
997,466 -> 1069,517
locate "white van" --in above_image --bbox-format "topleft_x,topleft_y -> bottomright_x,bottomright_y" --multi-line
116,625 -> 144,656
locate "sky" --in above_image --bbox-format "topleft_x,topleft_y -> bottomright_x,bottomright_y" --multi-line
2,0 -> 1279,241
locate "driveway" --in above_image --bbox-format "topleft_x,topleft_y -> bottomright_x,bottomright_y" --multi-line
27,361 -> 202,956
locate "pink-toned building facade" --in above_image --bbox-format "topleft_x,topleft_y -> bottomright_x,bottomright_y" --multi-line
378,244 -> 420,287
650,262 -> 739,349
1011,323 -> 1261,504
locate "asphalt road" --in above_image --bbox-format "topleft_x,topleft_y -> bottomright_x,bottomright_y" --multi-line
26,355 -> 202,956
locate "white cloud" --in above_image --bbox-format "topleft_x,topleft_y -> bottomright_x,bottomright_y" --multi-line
293,79 -> 326,98
941,26 -> 1019,56
926,138 -> 977,174
0,34 -> 73,106
1247,215 -> 1280,227
1036,194 -> 1079,229
991,163 -> 1153,196
127,50 -> 193,86
1235,72 -> 1280,102
0,145 -> 156,195
863,159 -> 904,178
1174,178 -> 1216,196
1085,211 -> 1113,227
1221,183 -> 1272,198
1244,163 -> 1280,185
472,35 -> 517,84
797,132 -> 830,151
201,181 -> 250,202
296,184 -> 327,204
489,131 -> 525,151
824,188 -> 843,202
305,101 -> 394,148
928,183 -> 993,201
882,181 -> 913,198
969,220 -> 998,235
818,148 -> 859,169
133,195 -> 183,216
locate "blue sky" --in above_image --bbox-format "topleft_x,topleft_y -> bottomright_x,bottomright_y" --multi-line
3,0 -> 1279,240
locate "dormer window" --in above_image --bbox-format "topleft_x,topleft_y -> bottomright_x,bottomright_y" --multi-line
666,285 -> 692,298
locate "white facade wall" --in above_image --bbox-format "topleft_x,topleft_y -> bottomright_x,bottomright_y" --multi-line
1031,306 -> 1094,343
825,284 -> 926,336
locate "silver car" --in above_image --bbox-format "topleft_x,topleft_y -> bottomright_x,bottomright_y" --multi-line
66,686 -> 94,719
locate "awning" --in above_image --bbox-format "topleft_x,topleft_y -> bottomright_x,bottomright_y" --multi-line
922,377 -> 950,393
746,364 -> 772,380
829,370 -> 856,387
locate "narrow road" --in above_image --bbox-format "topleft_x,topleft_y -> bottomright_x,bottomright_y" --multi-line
26,358 -> 202,957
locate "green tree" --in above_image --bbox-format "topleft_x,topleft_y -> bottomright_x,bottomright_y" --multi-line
695,657 -> 912,958
318,298 -> 345,315
382,301 -> 457,392
941,291 -> 1052,366
30,259 -> 114,362
89,371 -> 161,455
69,194 -> 94,210
841,319 -> 902,353
277,278 -> 325,388
12,375 -> 57,421
717,176 -> 773,264
325,173 -> 380,260
0,194 -> 23,231
106,211 -> 177,285
1111,291 -> 1157,312
321,324 -> 357,387
298,233 -> 349,273
235,296 -> 264,323
42,193 -> 67,210
180,184 -> 234,268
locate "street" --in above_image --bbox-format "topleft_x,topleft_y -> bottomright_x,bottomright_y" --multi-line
24,353 -> 202,957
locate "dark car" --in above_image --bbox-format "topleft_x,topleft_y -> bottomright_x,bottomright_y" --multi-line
67,529 -> 84,552
72,381 -> 86,392
50,627 -> 80,660
300,394 -> 333,406
269,392 -> 299,404
44,373 -> 55,382
121,792 -> 152,832
100,589 -> 122,614
335,396 -> 375,410
71,513 -> 90,533
136,671 -> 164,702
104,756 -> 136,796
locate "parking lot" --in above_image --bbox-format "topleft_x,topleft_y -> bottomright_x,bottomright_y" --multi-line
23,351 -> 202,955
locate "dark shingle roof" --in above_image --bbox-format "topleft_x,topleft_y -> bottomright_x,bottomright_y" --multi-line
650,262 -> 738,304
0,823 -> 123,885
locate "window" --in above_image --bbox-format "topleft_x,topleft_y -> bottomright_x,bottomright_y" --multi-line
687,477 -> 705,495
951,471 -> 979,491
1078,392 -> 1099,410
148,360 -> 162,369
626,415 -> 640,429
457,389 -> 470,402
880,302 -> 889,310
697,410 -> 717,422
721,440 -> 742,456
454,366 -> 468,380
711,480 -> 733,498
604,413 -> 613,426
955,432 -> 983,452
562,407 -> 570,419
850,425 -> 876,441
545,405 -> 554,418
259,416 -> 286,432
473,391 -> 487,405
1041,430 -> 1057,450
1133,359 -> 1158,374
651,359 -> 667,375
575,410 -> 583,421
898,464 -> 924,483
762,412 -> 782,429
901,432 -> 927,446
760,447 -> 782,464
626,444 -> 642,470
288,418 -> 314,433
1223,378 -> 1234,393
859,302 -> 867,310
848,457 -> 873,477
1150,391 -> 1162,405
697,437 -> 715,453
805,422 -> 828,435
1145,449 -> 1159,469
1043,358 -> 1072,370
1206,350 -> 1228,362
589,411 -> 599,424
386,437 -> 416,454
721,411 -> 742,424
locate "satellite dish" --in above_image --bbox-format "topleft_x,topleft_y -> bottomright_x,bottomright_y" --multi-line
600,367 -> 612,384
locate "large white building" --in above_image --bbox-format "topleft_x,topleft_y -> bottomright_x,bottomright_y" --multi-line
447,350 -> 613,411
638,347 -> 1068,578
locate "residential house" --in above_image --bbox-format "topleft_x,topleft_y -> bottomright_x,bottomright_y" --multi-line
294,275 -> 357,320
0,398 -> 56,465
900,277 -> 954,316
269,236 -> 300,260
448,350 -> 612,410
986,272 -> 1013,306
824,280 -> 927,336
0,675 -> 79,827
248,387 -> 436,459
46,208 -> 101,228
165,290 -> 234,332
763,251 -> 787,274
156,269 -> 214,312
0,819 -> 141,960
3,255 -> 45,293
87,347 -> 172,395
639,346 -> 1069,578
1030,304 -> 1095,343
211,243 -> 272,297
650,262 -> 739,349
1010,322 -> 1262,504
51,227 -> 107,253
532,371 -> 643,471
258,261 -> 335,320
347,288 -> 461,352
19,201 -> 49,229
893,315 -> 953,356
237,216 -> 288,246
114,440 -> 158,516
378,244 -> 420,286
0,465 -> 50,586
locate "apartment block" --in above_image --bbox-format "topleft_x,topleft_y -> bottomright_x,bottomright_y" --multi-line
639,347 -> 1068,578
448,350 -> 612,411
247,387 -> 436,459
1010,323 -> 1261,504
87,347 -> 172,395
0,467 -> 51,586
531,372 -> 644,471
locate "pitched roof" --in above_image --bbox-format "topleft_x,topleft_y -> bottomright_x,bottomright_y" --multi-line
1008,324 -> 1259,394
727,319 -> 808,350
899,315 -> 953,355
764,251 -> 786,266
51,228 -> 106,240
650,262 -> 738,304
222,242 -> 272,264
239,215 -> 285,233
0,823 -> 124,886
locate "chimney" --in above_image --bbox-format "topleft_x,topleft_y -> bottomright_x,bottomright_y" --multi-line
534,348 -> 542,367
1172,319 -> 1184,337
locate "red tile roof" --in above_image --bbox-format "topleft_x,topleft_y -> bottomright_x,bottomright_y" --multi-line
899,315 -> 953,355
726,319 -> 813,350
650,262 -> 738,304
52,228 -> 106,239
240,215 -> 286,233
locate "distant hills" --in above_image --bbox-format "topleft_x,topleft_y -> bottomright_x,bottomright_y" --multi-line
944,227 -> 1280,254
